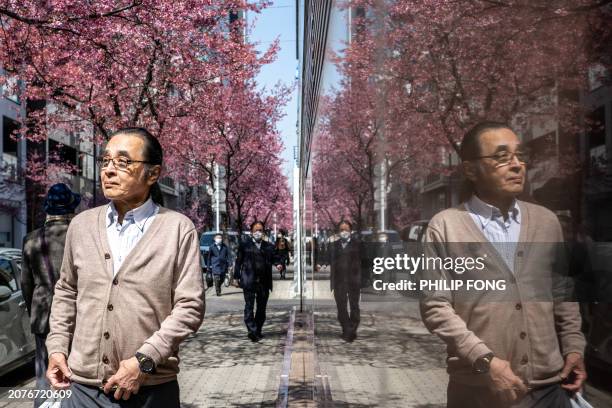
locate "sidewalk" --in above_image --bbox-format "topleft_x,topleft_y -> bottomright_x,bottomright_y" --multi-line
3,277 -> 612,407
313,309 -> 448,407
178,309 -> 289,407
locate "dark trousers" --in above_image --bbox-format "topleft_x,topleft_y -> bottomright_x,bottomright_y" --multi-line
61,380 -> 180,408
243,282 -> 270,335
447,381 -> 572,408
34,333 -> 49,408
333,285 -> 361,335
213,275 -> 222,295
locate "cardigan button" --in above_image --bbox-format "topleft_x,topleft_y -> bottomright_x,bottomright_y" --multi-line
102,355 -> 109,364
107,304 -> 114,311
519,331 -> 527,340
104,253 -> 111,259
112,278 -> 119,285
104,331 -> 110,340
515,303 -> 522,311
520,355 -> 529,365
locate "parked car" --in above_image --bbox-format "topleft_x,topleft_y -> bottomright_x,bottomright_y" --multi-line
400,220 -> 430,243
0,248 -> 35,377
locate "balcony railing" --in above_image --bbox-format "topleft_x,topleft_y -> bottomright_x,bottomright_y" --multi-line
424,172 -> 443,185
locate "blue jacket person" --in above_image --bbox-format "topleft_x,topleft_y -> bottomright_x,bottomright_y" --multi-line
206,233 -> 230,296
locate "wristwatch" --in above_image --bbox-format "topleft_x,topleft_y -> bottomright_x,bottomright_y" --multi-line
135,352 -> 156,374
473,352 -> 495,374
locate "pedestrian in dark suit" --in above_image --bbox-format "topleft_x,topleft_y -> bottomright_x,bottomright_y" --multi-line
330,220 -> 362,342
21,183 -> 80,407
206,233 -> 230,296
275,229 -> 292,279
234,221 -> 282,342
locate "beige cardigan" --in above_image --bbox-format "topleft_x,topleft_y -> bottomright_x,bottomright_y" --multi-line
419,200 -> 585,387
46,205 -> 205,386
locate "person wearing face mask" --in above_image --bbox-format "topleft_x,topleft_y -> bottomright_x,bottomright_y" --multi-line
206,233 -> 230,296
275,229 -> 292,279
234,221 -> 283,342
330,220 -> 363,342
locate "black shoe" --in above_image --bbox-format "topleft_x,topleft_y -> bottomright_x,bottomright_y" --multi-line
256,332 -> 264,340
340,332 -> 350,341
216,291 -> 221,296
248,332 -> 259,342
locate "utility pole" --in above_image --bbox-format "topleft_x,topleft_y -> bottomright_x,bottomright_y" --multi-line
214,163 -> 220,232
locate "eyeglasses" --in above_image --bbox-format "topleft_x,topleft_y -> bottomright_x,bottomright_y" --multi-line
96,156 -> 153,171
471,150 -> 529,167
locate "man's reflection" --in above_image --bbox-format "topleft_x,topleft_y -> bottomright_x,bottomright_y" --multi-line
330,220 -> 362,342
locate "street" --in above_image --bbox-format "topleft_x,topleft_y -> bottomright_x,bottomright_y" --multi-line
3,269 -> 612,407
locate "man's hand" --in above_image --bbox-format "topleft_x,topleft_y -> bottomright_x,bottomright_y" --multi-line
487,357 -> 528,405
560,352 -> 587,393
275,264 -> 283,272
47,353 -> 72,390
103,357 -> 144,401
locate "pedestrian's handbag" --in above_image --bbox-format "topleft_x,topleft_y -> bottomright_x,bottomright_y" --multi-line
205,269 -> 213,288
570,393 -> 594,408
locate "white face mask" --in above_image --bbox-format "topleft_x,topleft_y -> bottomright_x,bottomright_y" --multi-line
340,231 -> 350,240
214,238 -> 222,245
253,231 -> 263,241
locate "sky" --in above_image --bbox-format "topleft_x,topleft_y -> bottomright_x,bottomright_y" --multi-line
247,1 -> 298,182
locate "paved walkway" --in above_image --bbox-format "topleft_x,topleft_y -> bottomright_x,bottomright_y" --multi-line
313,307 -> 448,407
179,310 -> 289,407
2,275 -> 612,407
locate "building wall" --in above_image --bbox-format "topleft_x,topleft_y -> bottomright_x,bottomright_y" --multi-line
0,69 -> 27,248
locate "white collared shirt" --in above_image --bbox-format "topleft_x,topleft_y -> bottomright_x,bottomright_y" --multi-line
466,195 -> 521,273
341,238 -> 351,249
253,238 -> 262,250
106,197 -> 159,276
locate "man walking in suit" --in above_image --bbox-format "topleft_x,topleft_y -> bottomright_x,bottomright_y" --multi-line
330,220 -> 362,342
234,221 -> 282,342
207,233 -> 230,296
21,183 -> 80,407
274,229 -> 292,279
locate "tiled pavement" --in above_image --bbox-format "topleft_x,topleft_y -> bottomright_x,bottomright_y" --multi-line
313,308 -> 448,408
2,276 -> 612,407
178,311 -> 289,407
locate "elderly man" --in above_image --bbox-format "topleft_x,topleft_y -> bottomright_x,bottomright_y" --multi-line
420,122 -> 586,408
21,183 -> 80,408
46,127 -> 204,407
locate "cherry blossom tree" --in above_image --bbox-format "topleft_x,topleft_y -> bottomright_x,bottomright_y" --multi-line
313,0 -> 611,230
0,0 -> 291,231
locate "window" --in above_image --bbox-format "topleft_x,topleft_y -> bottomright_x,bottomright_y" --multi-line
587,107 -> 607,176
49,139 -> 78,170
2,116 -> 19,156
525,132 -> 556,167
79,153 -> 95,180
0,77 -> 21,104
